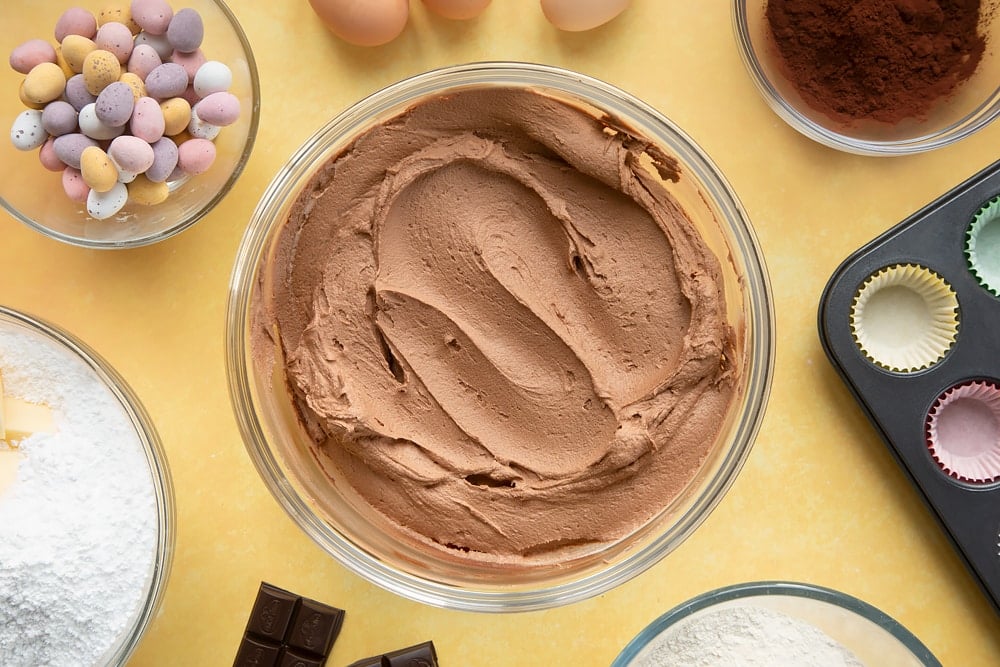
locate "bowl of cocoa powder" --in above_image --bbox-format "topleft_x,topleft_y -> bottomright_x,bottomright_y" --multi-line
733,0 -> 1000,155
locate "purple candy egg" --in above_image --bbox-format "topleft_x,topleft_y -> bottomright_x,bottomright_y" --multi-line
146,136 -> 178,182
53,133 -> 99,169
144,62 -> 188,99
95,82 -> 135,127
65,74 -> 97,111
166,8 -> 204,53
41,100 -> 79,136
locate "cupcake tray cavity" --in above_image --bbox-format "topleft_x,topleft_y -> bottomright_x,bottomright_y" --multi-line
818,159 -> 1000,617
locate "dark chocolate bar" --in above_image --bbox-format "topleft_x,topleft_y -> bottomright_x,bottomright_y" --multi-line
233,582 -> 345,667
346,640 -> 438,667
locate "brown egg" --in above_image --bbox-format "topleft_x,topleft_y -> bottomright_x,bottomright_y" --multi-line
540,0 -> 631,32
309,0 -> 409,46
422,0 -> 491,20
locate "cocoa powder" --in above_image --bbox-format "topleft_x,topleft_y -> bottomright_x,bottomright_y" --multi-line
765,0 -> 986,123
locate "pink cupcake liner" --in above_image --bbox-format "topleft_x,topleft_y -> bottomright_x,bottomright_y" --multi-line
925,380 -> 1000,484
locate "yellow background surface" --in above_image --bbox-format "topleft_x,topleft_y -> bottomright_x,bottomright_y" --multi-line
3,1 -> 1000,665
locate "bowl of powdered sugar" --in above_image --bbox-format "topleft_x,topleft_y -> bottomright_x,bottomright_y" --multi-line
0,306 -> 174,666
613,581 -> 940,667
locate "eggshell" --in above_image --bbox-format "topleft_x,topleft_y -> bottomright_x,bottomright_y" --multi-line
95,21 -> 134,63
79,102 -> 125,140
9,39 -> 57,75
119,72 -> 146,101
61,34 -> 97,73
170,48 -> 205,80
127,174 -> 169,205
146,136 -> 178,182
82,49 -> 121,95
134,31 -> 173,60
145,62 -> 188,98
10,110 -> 47,151
130,96 -> 165,142
54,133 -> 99,168
39,137 -> 64,171
422,0 -> 491,20
186,107 -> 220,140
62,167 -> 91,202
130,0 -> 173,35
55,7 -> 98,41
192,60 -> 231,97
194,91 -> 239,126
540,0 -> 631,31
23,62 -> 67,104
167,8 -> 204,53
41,100 -> 79,136
109,134 -> 155,172
160,97 -> 191,136
87,181 -> 129,219
176,137 -> 215,175
65,74 -> 97,110
309,0 -> 409,47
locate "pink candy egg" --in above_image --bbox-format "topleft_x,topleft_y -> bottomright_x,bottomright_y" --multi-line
126,43 -> 162,79
130,96 -> 165,142
176,137 -> 215,175
170,48 -> 205,80
95,21 -> 135,63
130,0 -> 174,35
39,137 -> 64,171
194,92 -> 240,126
55,7 -> 98,41
62,167 -> 90,202
9,39 -> 57,75
108,134 -> 155,172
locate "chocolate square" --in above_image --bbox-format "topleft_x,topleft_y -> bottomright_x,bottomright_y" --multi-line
278,648 -> 326,667
247,583 -> 299,642
287,598 -> 344,657
234,636 -> 282,667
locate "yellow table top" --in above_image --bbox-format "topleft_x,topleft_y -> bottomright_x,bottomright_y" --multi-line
3,2 -> 1000,665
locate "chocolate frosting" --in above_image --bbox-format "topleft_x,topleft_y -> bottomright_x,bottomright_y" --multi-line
254,87 -> 737,565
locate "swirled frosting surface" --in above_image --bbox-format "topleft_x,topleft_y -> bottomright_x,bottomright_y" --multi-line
255,87 -> 737,564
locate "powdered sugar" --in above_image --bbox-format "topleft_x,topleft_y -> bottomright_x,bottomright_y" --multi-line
0,325 -> 158,667
632,605 -> 865,667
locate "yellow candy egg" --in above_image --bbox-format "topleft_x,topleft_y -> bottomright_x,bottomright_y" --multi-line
18,80 -> 45,110
98,5 -> 141,33
119,72 -> 146,101
23,62 -> 67,104
160,97 -> 191,136
54,45 -> 75,79
61,34 -> 97,73
127,175 -> 170,205
81,145 -> 119,193
82,49 -> 121,95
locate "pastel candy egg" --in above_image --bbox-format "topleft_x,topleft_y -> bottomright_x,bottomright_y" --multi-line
79,102 -> 125,140
117,167 -> 138,183
194,92 -> 240,127
65,74 -> 97,110
95,22 -> 134,63
145,62 -> 188,99
62,167 -> 90,202
82,49 -> 121,95
9,39 -> 57,75
108,135 -> 154,173
130,96 -> 165,142
87,181 -> 128,219
177,137 -> 215,175
10,110 -> 47,151
131,0 -> 174,35
119,72 -> 146,101
39,137 -> 64,171
134,31 -> 173,60
61,34 -> 96,73
18,81 -> 45,110
55,7 -> 98,41
170,49 -> 205,80
53,133 -> 98,168
160,97 -> 191,136
193,61 -> 232,97
41,100 -> 79,136
187,107 -> 219,140
54,46 -> 75,78
179,84 -> 200,106
81,145 -> 119,192
95,81 -> 135,126
167,8 -> 204,53
98,5 -> 140,34
127,174 -> 169,205
126,43 -> 161,79
146,136 -> 177,181
23,62 -> 67,104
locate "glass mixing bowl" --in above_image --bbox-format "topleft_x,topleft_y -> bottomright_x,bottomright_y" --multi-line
733,0 -> 1000,155
0,305 -> 175,665
226,62 -> 774,612
0,0 -> 259,248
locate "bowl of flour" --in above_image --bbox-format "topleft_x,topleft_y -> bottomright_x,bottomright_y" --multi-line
0,306 -> 174,666
613,581 -> 940,667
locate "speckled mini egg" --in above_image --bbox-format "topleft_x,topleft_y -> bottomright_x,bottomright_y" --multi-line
146,136 -> 177,182
61,34 -> 97,73
145,62 -> 188,99
53,132 -> 99,169
192,60 -> 232,97
62,167 -> 90,202
130,96 -> 165,142
95,21 -> 135,63
18,81 -> 46,110
176,136 -> 215,175
10,110 -> 47,151
134,31 -> 173,60
9,39 -> 57,75
87,180 -> 129,219
38,137 -> 64,172
119,72 -> 146,101
79,102 -> 125,140
159,97 -> 191,136
127,174 -> 170,205
166,8 -> 204,53
108,134 -> 155,173
23,62 -> 67,104
170,48 -> 205,80
82,49 -> 122,94
194,91 -> 239,126
98,5 -> 140,34
65,74 -> 97,111
41,100 -> 79,137
131,0 -> 174,35
187,107 -> 219,140
55,7 -> 98,41
81,145 -> 119,192
95,81 -> 135,126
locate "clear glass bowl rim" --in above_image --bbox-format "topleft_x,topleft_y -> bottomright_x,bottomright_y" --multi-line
0,304 -> 175,665
731,0 -> 1000,156
226,61 -> 775,612
0,0 -> 261,249
611,580 -> 941,666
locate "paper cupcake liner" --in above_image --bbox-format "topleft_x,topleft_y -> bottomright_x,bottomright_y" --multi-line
850,264 -> 959,373
965,195 -> 1000,297
925,381 -> 1000,484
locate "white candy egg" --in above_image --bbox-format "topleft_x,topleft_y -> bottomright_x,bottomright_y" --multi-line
187,107 -> 221,140
86,181 -> 128,219
540,0 -> 631,31
193,60 -> 232,97
10,109 -> 47,151
79,103 -> 125,140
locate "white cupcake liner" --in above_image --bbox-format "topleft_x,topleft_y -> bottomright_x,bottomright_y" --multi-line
850,264 -> 959,372
926,381 -> 1000,484
965,195 -> 1000,297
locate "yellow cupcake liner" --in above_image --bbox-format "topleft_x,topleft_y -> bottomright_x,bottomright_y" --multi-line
849,264 -> 958,373
965,195 -> 1000,297
926,381 -> 1000,484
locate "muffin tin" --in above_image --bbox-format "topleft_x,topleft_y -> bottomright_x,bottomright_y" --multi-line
819,160 -> 1000,615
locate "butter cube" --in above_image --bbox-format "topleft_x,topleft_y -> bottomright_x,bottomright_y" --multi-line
0,370 -> 55,443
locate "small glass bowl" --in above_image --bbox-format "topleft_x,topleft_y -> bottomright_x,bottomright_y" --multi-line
226,62 -> 774,612
613,581 -> 940,666
0,0 -> 259,248
0,305 -> 175,665
732,0 -> 1000,155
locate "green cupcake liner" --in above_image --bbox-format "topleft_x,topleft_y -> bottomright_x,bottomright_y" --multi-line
965,195 -> 1000,297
